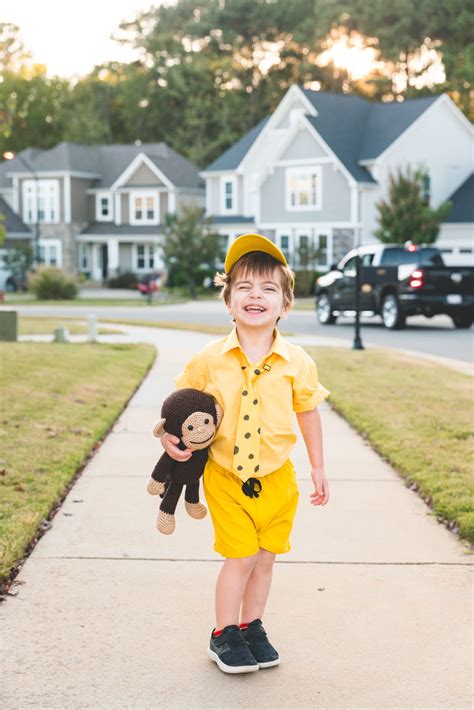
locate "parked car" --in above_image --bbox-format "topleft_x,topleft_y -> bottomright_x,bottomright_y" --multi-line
315,243 -> 474,329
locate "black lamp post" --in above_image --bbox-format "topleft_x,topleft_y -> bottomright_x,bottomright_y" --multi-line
2,150 -> 40,266
352,246 -> 364,350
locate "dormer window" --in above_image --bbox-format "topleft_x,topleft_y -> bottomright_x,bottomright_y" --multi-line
130,191 -> 159,225
220,176 -> 237,214
96,193 -> 112,221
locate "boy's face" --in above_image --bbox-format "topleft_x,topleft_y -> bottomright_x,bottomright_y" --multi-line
226,265 -> 290,329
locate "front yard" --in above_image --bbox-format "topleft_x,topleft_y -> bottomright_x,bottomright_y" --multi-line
0,342 -> 155,587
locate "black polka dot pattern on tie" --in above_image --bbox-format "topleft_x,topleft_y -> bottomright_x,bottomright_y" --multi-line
244,432 -> 251,438
243,414 -> 249,420
253,399 -> 258,405
242,390 -> 248,396
234,445 -> 239,454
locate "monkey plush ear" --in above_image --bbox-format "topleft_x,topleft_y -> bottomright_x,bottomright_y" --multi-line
215,403 -> 223,428
152,418 -> 167,438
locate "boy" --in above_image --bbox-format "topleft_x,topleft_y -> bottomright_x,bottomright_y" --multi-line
161,233 -> 330,674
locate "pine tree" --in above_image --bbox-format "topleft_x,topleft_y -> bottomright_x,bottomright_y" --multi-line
375,166 -> 452,245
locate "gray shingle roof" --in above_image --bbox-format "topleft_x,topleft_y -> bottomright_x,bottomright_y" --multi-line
303,89 -> 441,182
0,142 -> 202,189
205,89 -> 443,182
444,174 -> 474,223
80,223 -> 163,235
206,116 -> 270,171
0,196 -> 31,235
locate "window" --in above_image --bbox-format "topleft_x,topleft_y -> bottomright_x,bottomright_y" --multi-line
286,167 -> 322,210
96,193 -> 112,221
380,248 -> 443,266
130,192 -> 158,224
220,176 -> 237,214
280,235 -> 290,262
38,240 -> 61,266
361,252 -> 375,266
317,234 -> 328,266
135,244 -> 155,270
298,234 -> 310,266
22,180 -> 60,224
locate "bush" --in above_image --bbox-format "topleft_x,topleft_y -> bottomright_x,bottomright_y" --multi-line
107,272 -> 138,289
28,267 -> 79,300
294,270 -> 324,297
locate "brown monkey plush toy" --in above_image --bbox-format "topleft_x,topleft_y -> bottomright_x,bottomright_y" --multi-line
146,388 -> 223,535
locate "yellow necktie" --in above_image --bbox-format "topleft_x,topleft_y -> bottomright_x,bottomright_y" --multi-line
231,350 -> 278,488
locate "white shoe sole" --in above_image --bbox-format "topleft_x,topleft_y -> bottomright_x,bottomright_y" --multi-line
207,648 -> 259,674
258,658 -> 280,669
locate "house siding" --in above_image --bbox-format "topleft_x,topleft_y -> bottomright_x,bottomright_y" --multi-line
279,128 -> 328,161
125,163 -> 164,186
70,178 -> 90,223
260,163 -> 351,223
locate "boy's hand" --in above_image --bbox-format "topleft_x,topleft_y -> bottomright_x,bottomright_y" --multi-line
310,466 -> 329,506
160,434 -> 192,462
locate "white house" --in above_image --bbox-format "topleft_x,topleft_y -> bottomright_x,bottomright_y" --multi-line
201,86 -> 474,269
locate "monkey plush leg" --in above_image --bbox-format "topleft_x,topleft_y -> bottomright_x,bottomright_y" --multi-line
147,479 -> 165,496
157,481 -> 183,535
184,482 -> 207,519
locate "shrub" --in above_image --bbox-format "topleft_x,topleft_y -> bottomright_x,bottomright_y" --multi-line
107,272 -> 138,289
294,270 -> 324,297
28,267 -> 79,300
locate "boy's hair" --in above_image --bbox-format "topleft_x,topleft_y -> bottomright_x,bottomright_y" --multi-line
214,251 -> 295,310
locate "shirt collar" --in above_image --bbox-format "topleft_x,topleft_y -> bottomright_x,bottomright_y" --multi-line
220,326 -> 291,363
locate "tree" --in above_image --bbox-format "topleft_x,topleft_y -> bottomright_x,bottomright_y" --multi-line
162,205 -> 220,298
375,166 -> 452,245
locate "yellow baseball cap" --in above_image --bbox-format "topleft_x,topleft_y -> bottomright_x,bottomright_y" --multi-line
225,233 -> 290,274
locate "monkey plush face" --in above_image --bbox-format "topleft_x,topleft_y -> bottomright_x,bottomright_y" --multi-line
180,410 -> 218,450
153,388 -> 223,451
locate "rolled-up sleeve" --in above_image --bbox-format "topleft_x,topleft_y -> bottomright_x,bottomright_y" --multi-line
175,354 -> 208,391
292,351 -> 330,413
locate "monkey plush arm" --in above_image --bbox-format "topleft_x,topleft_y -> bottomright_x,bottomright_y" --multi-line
146,452 -> 174,496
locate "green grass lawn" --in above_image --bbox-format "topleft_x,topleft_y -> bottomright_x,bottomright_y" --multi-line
0,342 -> 156,586
103,318 -> 293,337
308,346 -> 474,544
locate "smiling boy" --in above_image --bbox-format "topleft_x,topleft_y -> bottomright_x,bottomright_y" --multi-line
161,233 -> 330,674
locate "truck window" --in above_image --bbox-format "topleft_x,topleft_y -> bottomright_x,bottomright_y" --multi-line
380,248 -> 444,266
361,253 -> 375,266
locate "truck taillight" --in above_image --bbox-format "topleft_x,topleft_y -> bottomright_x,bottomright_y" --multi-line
409,269 -> 423,288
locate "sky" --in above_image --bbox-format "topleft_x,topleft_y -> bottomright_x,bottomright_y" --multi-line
5,0 -> 165,78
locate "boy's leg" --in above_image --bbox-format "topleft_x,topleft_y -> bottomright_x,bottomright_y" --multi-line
215,553 -> 259,630
240,548 -> 276,623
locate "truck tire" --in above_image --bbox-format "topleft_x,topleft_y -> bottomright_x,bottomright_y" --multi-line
381,293 -> 406,330
316,293 -> 337,325
451,314 -> 473,329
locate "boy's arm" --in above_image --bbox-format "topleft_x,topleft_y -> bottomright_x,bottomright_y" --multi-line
296,408 -> 329,506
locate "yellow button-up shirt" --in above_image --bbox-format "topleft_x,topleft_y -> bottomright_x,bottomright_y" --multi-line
175,327 -> 330,477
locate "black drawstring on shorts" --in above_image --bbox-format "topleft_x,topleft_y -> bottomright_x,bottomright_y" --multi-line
242,477 -> 262,499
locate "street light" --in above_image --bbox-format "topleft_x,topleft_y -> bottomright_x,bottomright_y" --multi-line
2,150 -> 40,265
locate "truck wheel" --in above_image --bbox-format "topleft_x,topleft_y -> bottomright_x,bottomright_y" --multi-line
316,293 -> 337,325
451,314 -> 473,329
381,294 -> 406,330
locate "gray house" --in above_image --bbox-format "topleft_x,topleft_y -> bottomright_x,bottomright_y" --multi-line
202,86 -> 473,268
0,142 -> 204,280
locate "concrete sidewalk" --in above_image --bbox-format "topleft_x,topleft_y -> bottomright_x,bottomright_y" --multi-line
2,328 -> 472,709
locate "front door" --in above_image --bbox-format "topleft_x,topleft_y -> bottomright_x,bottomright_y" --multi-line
101,244 -> 108,280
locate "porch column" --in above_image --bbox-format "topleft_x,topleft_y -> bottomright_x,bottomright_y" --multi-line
107,238 -> 119,277
91,244 -> 102,281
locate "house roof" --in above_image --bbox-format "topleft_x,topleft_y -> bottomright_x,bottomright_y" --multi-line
0,142 -> 202,189
0,196 -> 31,235
205,116 -> 270,171
444,173 -> 474,223
205,89 -> 443,182
80,223 -> 163,235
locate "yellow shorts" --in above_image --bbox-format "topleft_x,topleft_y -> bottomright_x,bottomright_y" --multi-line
203,458 -> 299,558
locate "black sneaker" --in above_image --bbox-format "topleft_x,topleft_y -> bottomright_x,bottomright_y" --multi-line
208,624 -> 259,674
241,619 -> 280,668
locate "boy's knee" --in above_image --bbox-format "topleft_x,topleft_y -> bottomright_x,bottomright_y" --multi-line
258,548 -> 276,569
231,552 -> 259,574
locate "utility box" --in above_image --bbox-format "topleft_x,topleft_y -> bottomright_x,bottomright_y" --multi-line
0,311 -> 18,342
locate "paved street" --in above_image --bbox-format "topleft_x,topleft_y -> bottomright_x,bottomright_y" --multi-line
1,327 -> 472,709
3,299 -> 473,363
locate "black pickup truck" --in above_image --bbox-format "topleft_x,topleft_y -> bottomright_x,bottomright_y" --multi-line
315,244 -> 474,329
